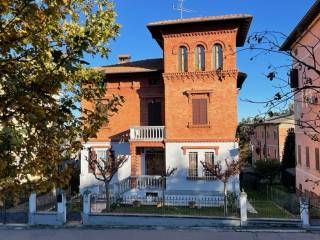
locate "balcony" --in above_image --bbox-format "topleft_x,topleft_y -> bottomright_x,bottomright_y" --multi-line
130,126 -> 165,141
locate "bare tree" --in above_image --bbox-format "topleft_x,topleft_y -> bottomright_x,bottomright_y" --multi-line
87,147 -> 127,212
240,30 -> 320,141
160,167 -> 177,208
201,159 -> 242,216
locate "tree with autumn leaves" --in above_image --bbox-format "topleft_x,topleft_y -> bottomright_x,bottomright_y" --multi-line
0,0 -> 123,201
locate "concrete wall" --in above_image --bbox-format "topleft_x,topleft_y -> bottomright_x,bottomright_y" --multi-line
83,214 -> 240,227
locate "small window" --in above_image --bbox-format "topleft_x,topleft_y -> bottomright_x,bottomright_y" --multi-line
96,150 -> 108,170
306,146 -> 310,167
195,45 -> 205,71
274,131 -> 277,140
192,99 -> 208,125
188,152 -> 198,177
178,46 -> 188,72
266,131 -> 269,139
274,149 -> 277,158
316,148 -> 319,170
213,44 -> 223,70
261,131 -> 264,138
297,145 -> 301,165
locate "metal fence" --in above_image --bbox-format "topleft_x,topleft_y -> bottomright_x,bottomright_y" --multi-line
36,192 -> 57,212
90,194 -> 239,218
0,196 -> 29,224
310,197 -> 320,220
246,185 -> 300,219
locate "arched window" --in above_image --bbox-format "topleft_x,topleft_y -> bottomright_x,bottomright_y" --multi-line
195,45 -> 205,71
178,46 -> 188,72
213,44 -> 223,70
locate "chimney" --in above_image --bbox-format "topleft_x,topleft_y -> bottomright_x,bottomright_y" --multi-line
118,54 -> 131,64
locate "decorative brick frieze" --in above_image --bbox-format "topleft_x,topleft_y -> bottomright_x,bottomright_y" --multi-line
163,69 -> 238,82
163,30 -> 237,39
181,146 -> 220,155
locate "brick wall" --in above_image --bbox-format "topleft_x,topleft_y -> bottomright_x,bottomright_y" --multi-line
82,75 -> 164,142
162,27 -> 238,141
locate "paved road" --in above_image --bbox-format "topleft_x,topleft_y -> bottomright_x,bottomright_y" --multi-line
0,229 -> 319,240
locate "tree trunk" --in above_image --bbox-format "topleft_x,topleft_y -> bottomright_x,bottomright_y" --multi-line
105,182 -> 110,212
223,180 -> 228,216
162,176 -> 165,209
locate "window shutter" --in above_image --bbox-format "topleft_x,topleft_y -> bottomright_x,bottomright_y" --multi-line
297,145 -> 301,165
192,99 -> 200,124
290,69 -> 299,88
306,146 -> 310,167
199,99 -> 208,124
192,99 -> 207,125
316,148 -> 320,170
88,149 -> 96,173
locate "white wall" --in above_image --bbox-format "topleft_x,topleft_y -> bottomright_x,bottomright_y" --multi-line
80,142 -> 131,193
165,141 -> 240,194
80,141 -> 240,196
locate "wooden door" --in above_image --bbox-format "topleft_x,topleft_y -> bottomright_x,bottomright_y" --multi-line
145,151 -> 165,176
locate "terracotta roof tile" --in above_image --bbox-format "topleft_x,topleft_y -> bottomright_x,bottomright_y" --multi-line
147,14 -> 252,27
147,14 -> 253,47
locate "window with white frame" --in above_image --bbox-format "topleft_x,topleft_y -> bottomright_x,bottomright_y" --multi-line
204,152 -> 214,176
188,152 -> 198,178
88,149 -> 108,174
195,45 -> 205,71
213,44 -> 223,70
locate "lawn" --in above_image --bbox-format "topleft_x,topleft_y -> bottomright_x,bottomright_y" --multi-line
245,185 -> 300,219
248,201 -> 294,218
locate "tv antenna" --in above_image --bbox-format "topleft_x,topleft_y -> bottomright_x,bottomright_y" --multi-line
173,0 -> 193,19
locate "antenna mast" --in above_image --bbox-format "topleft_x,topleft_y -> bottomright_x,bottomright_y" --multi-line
173,0 -> 193,19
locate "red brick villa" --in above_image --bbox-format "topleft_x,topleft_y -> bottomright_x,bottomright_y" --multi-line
80,14 -> 253,200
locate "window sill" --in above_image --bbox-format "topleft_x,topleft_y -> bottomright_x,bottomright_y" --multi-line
187,122 -> 211,128
186,176 -> 216,181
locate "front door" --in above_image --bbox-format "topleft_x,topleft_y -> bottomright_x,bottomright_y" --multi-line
148,102 -> 162,126
145,150 -> 165,176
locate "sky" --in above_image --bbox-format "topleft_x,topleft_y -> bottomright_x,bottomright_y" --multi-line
84,0 -> 316,121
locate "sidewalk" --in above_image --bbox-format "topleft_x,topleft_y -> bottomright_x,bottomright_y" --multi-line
0,228 -> 319,240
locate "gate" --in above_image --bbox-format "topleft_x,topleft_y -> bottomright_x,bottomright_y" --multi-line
66,194 -> 82,223
310,197 -> 320,225
0,196 -> 29,224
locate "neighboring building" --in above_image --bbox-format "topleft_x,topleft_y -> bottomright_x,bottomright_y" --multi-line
250,115 -> 294,164
80,14 -> 253,199
280,0 -> 320,196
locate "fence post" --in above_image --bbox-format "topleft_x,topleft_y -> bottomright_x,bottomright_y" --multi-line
28,193 -> 36,225
300,197 -> 310,228
83,192 -> 91,225
240,191 -> 248,227
57,193 -> 66,225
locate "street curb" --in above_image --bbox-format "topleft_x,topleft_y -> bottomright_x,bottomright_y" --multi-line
0,224 -> 319,233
